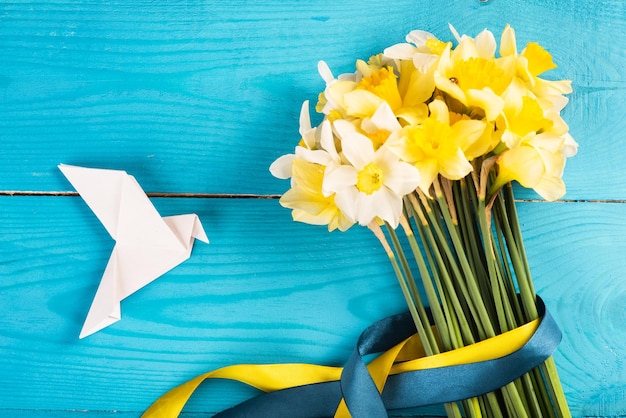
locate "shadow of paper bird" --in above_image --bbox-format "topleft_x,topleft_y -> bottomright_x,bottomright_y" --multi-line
58,164 -> 209,339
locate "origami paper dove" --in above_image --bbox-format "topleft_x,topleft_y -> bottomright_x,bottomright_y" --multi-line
58,164 -> 209,339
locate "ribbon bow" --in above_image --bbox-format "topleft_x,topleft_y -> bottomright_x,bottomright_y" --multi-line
144,297 -> 560,417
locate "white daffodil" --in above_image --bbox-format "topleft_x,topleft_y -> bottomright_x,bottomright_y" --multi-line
322,120 -> 420,228
384,29 -> 446,73
269,102 -> 335,183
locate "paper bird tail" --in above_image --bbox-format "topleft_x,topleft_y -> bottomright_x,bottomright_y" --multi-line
79,250 -> 122,339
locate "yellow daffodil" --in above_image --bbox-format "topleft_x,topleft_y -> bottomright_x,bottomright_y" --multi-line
276,157 -> 354,232
499,24 -> 573,112
384,31 -> 444,116
322,120 -> 420,228
386,100 -> 485,192
492,134 -> 567,201
434,30 -> 515,121
489,77 -> 577,200
342,63 -> 403,117
500,81 -> 556,149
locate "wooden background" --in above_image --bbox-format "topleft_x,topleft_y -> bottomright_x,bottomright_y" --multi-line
1,0 -> 625,416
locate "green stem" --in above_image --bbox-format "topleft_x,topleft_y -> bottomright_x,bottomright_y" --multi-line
386,224 -> 439,352
433,185 -> 497,339
473,187 -> 531,416
500,185 -> 571,416
398,217 -> 452,350
414,198 -> 476,345
542,357 -> 572,418
387,251 -> 434,355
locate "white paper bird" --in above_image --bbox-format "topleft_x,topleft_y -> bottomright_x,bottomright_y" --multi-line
58,164 -> 209,338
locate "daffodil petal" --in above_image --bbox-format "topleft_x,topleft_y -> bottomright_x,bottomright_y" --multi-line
501,130 -> 521,149
497,146 -> 544,188
384,43 -> 419,60
357,187 -> 400,227
450,119 -> 487,154
475,29 -> 496,59
448,24 -> 462,43
416,160 -> 439,193
291,159 -> 325,194
319,120 -> 339,161
299,100 -> 313,141
533,176 -> 565,201
365,102 -> 402,133
270,154 -> 295,179
403,68 -> 436,106
296,147 -> 334,167
322,165 -> 357,196
428,100 -> 450,125
531,133 -> 564,154
500,24 -> 517,57
466,88 -> 504,121
343,89 -> 384,118
281,188 -> 328,216
434,72 -> 466,105
453,37 -> 480,61
561,133 -> 578,158
318,60 -> 335,83
440,148 -> 473,180
412,52 -> 439,73
406,29 -> 436,46
325,80 -> 358,112
395,105 -> 428,126
385,161 -> 421,196
333,186 -> 359,221
339,130 -> 376,170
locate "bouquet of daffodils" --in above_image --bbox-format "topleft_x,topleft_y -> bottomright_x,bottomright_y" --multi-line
271,25 -> 577,417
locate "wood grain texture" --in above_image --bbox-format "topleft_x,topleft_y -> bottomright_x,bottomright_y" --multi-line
1,196 -> 625,416
1,0 -> 624,199
1,0 -> 625,416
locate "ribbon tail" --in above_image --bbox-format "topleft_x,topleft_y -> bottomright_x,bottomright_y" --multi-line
143,374 -> 208,418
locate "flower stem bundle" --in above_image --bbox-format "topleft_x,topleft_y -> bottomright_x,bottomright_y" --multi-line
370,173 -> 570,417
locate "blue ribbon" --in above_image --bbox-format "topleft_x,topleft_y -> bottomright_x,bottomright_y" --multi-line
215,297 -> 561,417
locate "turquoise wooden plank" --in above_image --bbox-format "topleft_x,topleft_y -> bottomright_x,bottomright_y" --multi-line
0,0 -> 418,195
0,195 -> 440,416
1,0 -> 624,200
0,195 -> 625,415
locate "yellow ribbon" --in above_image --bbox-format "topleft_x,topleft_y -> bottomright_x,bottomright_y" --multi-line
143,318 -> 539,418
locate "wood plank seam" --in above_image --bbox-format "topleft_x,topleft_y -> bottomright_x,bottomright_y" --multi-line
1,191 -> 624,205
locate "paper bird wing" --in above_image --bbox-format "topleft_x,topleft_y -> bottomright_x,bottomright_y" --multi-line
79,241 -> 193,339
59,164 -> 179,246
79,248 -> 121,338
